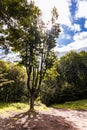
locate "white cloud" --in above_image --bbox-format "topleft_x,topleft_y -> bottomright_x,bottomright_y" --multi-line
60,34 -> 71,40
31,0 -> 72,27
55,31 -> 87,53
0,52 -> 21,62
71,24 -> 81,32
73,32 -> 87,41
75,0 -> 87,19
57,39 -> 87,53
84,20 -> 87,28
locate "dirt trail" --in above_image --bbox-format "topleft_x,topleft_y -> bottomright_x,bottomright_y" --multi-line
0,108 -> 87,130
0,110 -> 76,130
40,108 -> 87,130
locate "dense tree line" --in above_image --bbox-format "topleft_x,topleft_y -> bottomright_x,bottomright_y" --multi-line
0,51 -> 87,105
41,51 -> 87,106
0,60 -> 27,102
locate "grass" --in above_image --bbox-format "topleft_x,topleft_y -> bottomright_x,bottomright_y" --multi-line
0,102 -> 29,113
52,99 -> 87,110
1,99 -> 87,114
0,101 -> 48,114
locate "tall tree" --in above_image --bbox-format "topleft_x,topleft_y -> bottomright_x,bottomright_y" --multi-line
0,0 -> 60,110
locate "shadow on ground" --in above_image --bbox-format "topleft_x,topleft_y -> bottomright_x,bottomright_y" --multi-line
0,111 -> 77,130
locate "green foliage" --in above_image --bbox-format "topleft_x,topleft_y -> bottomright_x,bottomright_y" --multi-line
41,51 -> 87,106
52,99 -> 87,110
58,51 -> 87,101
0,0 -> 60,109
0,60 -> 28,102
0,60 -> 11,87
41,60 -> 60,106
7,65 -> 27,102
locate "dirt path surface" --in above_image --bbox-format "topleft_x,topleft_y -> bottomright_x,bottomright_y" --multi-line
40,108 -> 87,130
0,108 -> 87,130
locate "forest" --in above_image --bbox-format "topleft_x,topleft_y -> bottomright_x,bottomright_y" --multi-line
0,51 -> 87,106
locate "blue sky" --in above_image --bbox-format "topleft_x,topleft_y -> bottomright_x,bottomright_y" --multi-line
33,0 -> 87,57
1,0 -> 87,60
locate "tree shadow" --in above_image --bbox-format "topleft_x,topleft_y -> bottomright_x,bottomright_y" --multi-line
0,111 -> 77,130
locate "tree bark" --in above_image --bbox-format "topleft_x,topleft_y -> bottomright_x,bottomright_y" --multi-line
30,94 -> 35,110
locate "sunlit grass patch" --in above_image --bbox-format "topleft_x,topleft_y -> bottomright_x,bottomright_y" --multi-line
0,102 -> 29,113
52,99 -> 87,110
34,101 -> 49,111
0,101 -> 48,114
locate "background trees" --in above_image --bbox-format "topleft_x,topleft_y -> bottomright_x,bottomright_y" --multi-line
0,60 -> 27,102
41,51 -> 87,106
0,60 -> 11,87
41,59 -> 59,106
58,51 -> 87,100
6,65 -> 27,102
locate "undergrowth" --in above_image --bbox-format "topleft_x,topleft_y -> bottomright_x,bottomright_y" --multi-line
52,99 -> 87,110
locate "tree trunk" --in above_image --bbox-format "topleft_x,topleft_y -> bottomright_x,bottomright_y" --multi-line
30,94 -> 35,111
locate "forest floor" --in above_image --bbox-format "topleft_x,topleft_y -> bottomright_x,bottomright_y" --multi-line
0,108 -> 87,130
